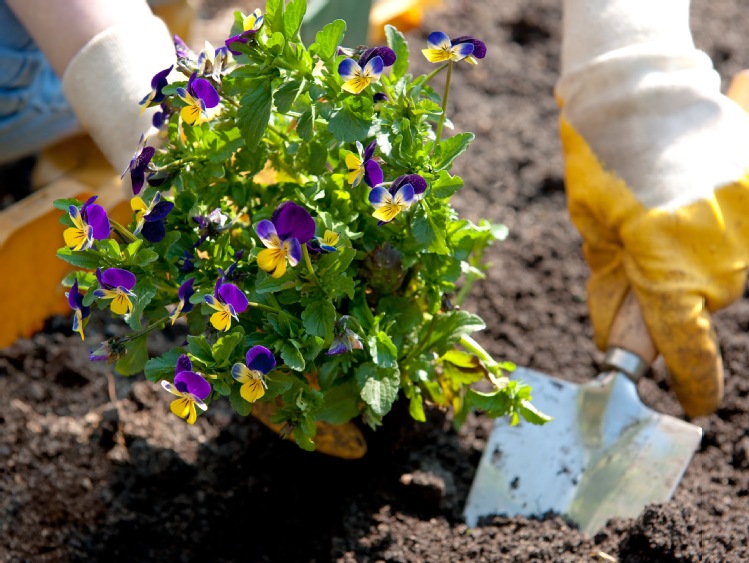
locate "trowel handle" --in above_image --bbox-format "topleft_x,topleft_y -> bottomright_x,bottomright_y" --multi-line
603,290 -> 658,383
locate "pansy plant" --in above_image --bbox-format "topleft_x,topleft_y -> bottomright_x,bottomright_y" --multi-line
56,3 -> 547,454
63,196 -> 110,251
232,345 -> 276,403
161,355 -> 211,424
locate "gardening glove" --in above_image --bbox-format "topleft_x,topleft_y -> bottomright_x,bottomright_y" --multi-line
557,0 -> 749,418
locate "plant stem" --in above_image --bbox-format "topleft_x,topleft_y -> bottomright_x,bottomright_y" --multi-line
302,244 -> 319,285
128,315 -> 171,341
109,219 -> 138,244
423,62 -> 450,85
459,334 -> 507,389
434,61 -> 454,148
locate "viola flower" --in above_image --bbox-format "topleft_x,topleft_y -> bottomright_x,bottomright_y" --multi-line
317,230 -> 340,252
89,338 -> 128,363
93,268 -> 137,316
327,316 -> 364,355
422,32 -> 486,64
176,72 -> 220,126
193,207 -> 234,247
392,173 -> 427,199
218,250 -> 245,282
225,9 -> 264,55
65,280 -> 90,341
152,101 -> 172,129
63,196 -> 110,251
231,345 -> 276,403
138,65 -> 172,114
169,277 -> 196,325
255,201 -> 316,278
181,250 -> 196,273
369,183 -> 416,224
161,355 -> 211,424
346,140 -> 383,188
338,46 -> 396,95
122,134 -> 155,195
131,192 -> 174,243
174,34 -> 196,61
204,278 -> 249,331
198,41 -> 236,81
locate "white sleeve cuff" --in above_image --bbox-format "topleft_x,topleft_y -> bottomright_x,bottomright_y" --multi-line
61,16 -> 176,173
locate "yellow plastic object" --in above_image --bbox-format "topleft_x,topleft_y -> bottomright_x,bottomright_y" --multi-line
0,136 -> 130,349
369,0 -> 441,42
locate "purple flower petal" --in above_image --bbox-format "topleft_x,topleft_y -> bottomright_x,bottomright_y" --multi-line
174,35 -> 194,59
255,219 -> 278,246
363,160 -> 383,188
191,77 -> 220,109
150,65 -> 173,103
286,238 -> 302,267
82,204 -> 110,240
217,282 -> 248,314
427,31 -> 451,50
176,354 -> 192,375
337,58 -> 359,81
174,370 -> 211,400
393,174 -> 427,195
373,92 -> 389,104
100,268 -> 136,291
245,345 -> 276,374
272,202 -> 316,244
178,278 -> 195,301
395,183 -> 416,205
359,46 -> 396,68
363,140 -> 377,161
225,34 -> 248,55
145,200 -> 174,222
452,42 -> 475,60
142,220 -> 166,243
362,56 -> 384,79
452,35 -> 487,59
68,280 -> 80,310
369,186 -> 390,207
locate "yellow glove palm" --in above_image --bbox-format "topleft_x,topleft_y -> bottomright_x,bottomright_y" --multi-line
562,114 -> 749,417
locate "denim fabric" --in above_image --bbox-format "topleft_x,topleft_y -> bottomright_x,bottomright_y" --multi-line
0,1 -> 81,164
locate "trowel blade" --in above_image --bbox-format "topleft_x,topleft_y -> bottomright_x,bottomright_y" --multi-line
463,367 -> 703,535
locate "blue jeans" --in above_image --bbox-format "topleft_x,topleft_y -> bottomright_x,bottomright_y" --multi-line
0,1 -> 81,165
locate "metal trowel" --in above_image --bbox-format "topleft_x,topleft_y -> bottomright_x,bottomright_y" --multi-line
464,292 -> 704,535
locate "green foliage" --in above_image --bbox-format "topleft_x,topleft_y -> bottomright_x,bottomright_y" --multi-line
53,0 -> 547,454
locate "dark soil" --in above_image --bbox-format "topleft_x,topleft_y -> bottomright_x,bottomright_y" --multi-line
3,0 -> 749,561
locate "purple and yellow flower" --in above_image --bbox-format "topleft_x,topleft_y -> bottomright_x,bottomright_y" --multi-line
327,322 -> 364,356
169,277 -> 196,325
255,201 -> 316,278
231,345 -> 276,403
93,268 -> 137,316
161,355 -> 211,424
176,72 -> 220,126
122,135 -> 155,196
392,173 -> 427,199
346,140 -> 383,188
131,192 -> 174,243
138,65 -> 173,114
204,278 -> 249,331
369,182 -> 416,224
422,32 -> 486,64
225,9 -> 264,54
338,46 -> 396,95
317,230 -> 340,252
65,280 -> 90,341
63,196 -> 110,251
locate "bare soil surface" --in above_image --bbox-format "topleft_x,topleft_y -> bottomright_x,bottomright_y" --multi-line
3,0 -> 749,561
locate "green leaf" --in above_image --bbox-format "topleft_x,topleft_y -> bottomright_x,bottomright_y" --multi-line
356,362 -> 400,416
423,310 -> 486,356
56,248 -> 101,269
302,300 -> 336,339
229,384 -> 252,416
265,372 -> 294,396
385,25 -> 409,80
466,388 -> 510,418
368,331 -> 398,368
275,79 -> 303,113
212,328 -> 245,365
53,197 -> 83,211
412,204 -> 448,255
431,171 -> 464,199
312,19 -> 346,60
283,0 -> 306,39
126,283 -> 157,331
316,382 -> 360,424
256,273 -> 296,293
432,132 -> 475,171
187,335 -> 214,365
519,400 -> 553,425
328,104 -> 372,143
144,348 -> 184,382
213,379 -> 232,396
297,107 -> 315,142
131,248 -> 159,268
115,337 -> 149,376
238,79 -> 273,151
265,0 -> 285,35
281,341 -> 305,371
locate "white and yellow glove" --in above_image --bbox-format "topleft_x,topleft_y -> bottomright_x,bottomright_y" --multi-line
558,0 -> 749,417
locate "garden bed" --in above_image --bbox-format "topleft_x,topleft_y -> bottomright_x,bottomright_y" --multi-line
2,0 -> 749,560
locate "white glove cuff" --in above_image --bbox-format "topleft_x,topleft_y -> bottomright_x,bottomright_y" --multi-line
561,0 -> 693,76
61,16 -> 176,173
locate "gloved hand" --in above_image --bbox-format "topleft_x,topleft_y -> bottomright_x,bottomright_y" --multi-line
558,0 -> 749,417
